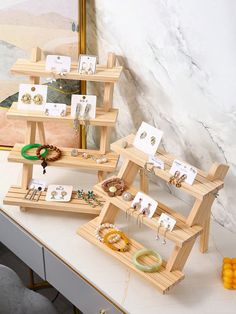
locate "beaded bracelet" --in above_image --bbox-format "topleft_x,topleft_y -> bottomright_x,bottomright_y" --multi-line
36,144 -> 61,174
103,230 -> 129,252
95,223 -> 120,243
132,248 -> 162,273
21,144 -> 48,160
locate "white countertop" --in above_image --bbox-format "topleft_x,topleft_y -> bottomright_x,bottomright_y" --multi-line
0,151 -> 235,314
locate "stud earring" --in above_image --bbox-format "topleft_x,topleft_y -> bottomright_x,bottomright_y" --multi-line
51,191 -> 57,199
169,171 -> 180,185
162,224 -> 170,245
60,191 -> 67,200
21,93 -> 31,104
150,136 -> 156,146
133,198 -> 142,211
33,94 -> 43,105
60,109 -> 66,117
175,174 -> 187,188
140,131 -> 147,139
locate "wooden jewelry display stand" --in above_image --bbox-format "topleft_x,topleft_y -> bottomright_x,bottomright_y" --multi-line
78,134 -> 229,293
3,47 -> 123,214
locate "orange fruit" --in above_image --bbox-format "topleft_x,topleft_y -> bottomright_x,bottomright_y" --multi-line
223,257 -> 232,263
223,269 -> 234,278
223,263 -> 232,270
223,276 -> 233,284
224,282 -> 232,289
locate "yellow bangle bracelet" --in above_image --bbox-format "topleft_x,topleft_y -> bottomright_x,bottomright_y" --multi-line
103,230 -> 129,252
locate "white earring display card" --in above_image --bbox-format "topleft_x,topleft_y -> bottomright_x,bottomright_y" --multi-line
133,122 -> 163,155
131,191 -> 158,218
158,213 -> 176,231
45,185 -> 73,202
148,155 -> 165,170
28,179 -> 46,191
18,84 -> 47,111
78,54 -> 97,75
45,55 -> 71,73
44,103 -> 67,117
169,159 -> 197,185
71,95 -> 97,120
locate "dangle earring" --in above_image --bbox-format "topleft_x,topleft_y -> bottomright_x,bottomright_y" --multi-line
156,221 -> 162,240
169,171 -> 180,185
175,174 -> 187,188
162,224 -> 170,245
71,103 -> 82,157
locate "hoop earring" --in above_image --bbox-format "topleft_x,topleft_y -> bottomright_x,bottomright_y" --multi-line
169,171 -> 180,185
175,174 -> 187,188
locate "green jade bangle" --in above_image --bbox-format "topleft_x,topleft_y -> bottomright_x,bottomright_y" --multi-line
132,248 -> 162,273
21,144 -> 48,160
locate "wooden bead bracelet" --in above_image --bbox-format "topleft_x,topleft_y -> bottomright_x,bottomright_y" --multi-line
36,144 -> 61,174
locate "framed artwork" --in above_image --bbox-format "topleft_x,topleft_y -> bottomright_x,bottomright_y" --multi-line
0,0 -> 86,148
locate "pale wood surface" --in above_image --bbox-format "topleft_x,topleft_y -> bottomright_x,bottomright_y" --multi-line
4,186 -> 103,215
111,134 -> 225,199
78,217 -> 185,294
7,103 -> 119,127
94,181 -> 202,247
103,52 -> 116,111
8,144 -> 119,172
11,59 -> 123,83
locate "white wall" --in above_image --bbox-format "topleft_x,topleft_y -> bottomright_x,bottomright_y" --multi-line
88,0 -> 236,232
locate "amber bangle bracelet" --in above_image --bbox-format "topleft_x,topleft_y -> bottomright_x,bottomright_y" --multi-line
103,230 -> 129,252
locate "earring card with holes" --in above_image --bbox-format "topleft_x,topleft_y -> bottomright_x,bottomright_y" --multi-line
169,159 -> 197,185
158,213 -> 176,231
71,95 -> 97,119
44,103 -> 67,117
18,84 -> 48,111
45,185 -> 73,202
133,121 -> 163,155
78,54 -> 97,75
131,191 -> 158,218
45,55 -> 71,73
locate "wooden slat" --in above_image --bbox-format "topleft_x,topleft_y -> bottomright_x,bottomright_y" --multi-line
111,135 -> 225,199
11,59 -> 123,83
7,103 -> 118,127
3,186 -> 104,215
94,181 -> 202,247
78,217 -> 185,294
8,144 -> 119,172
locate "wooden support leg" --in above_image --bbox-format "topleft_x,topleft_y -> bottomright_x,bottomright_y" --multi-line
199,215 -> 211,253
97,171 -> 106,182
98,202 -> 119,225
100,126 -> 110,155
166,238 -> 196,272
139,168 -> 149,193
118,159 -> 140,187
21,121 -> 36,211
37,122 -> 46,144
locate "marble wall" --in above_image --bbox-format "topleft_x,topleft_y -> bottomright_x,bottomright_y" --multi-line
87,0 -> 236,232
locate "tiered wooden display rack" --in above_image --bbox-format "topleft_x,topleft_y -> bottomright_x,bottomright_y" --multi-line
78,134 -> 229,293
3,47 -> 123,214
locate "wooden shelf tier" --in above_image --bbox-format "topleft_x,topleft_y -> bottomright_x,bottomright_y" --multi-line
94,180 -> 202,248
78,217 -> 185,294
4,186 -> 104,215
111,135 -> 224,200
8,144 -> 119,172
11,59 -> 123,83
7,103 -> 118,127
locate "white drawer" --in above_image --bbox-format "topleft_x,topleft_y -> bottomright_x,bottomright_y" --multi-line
0,212 -> 45,279
44,249 -> 124,314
